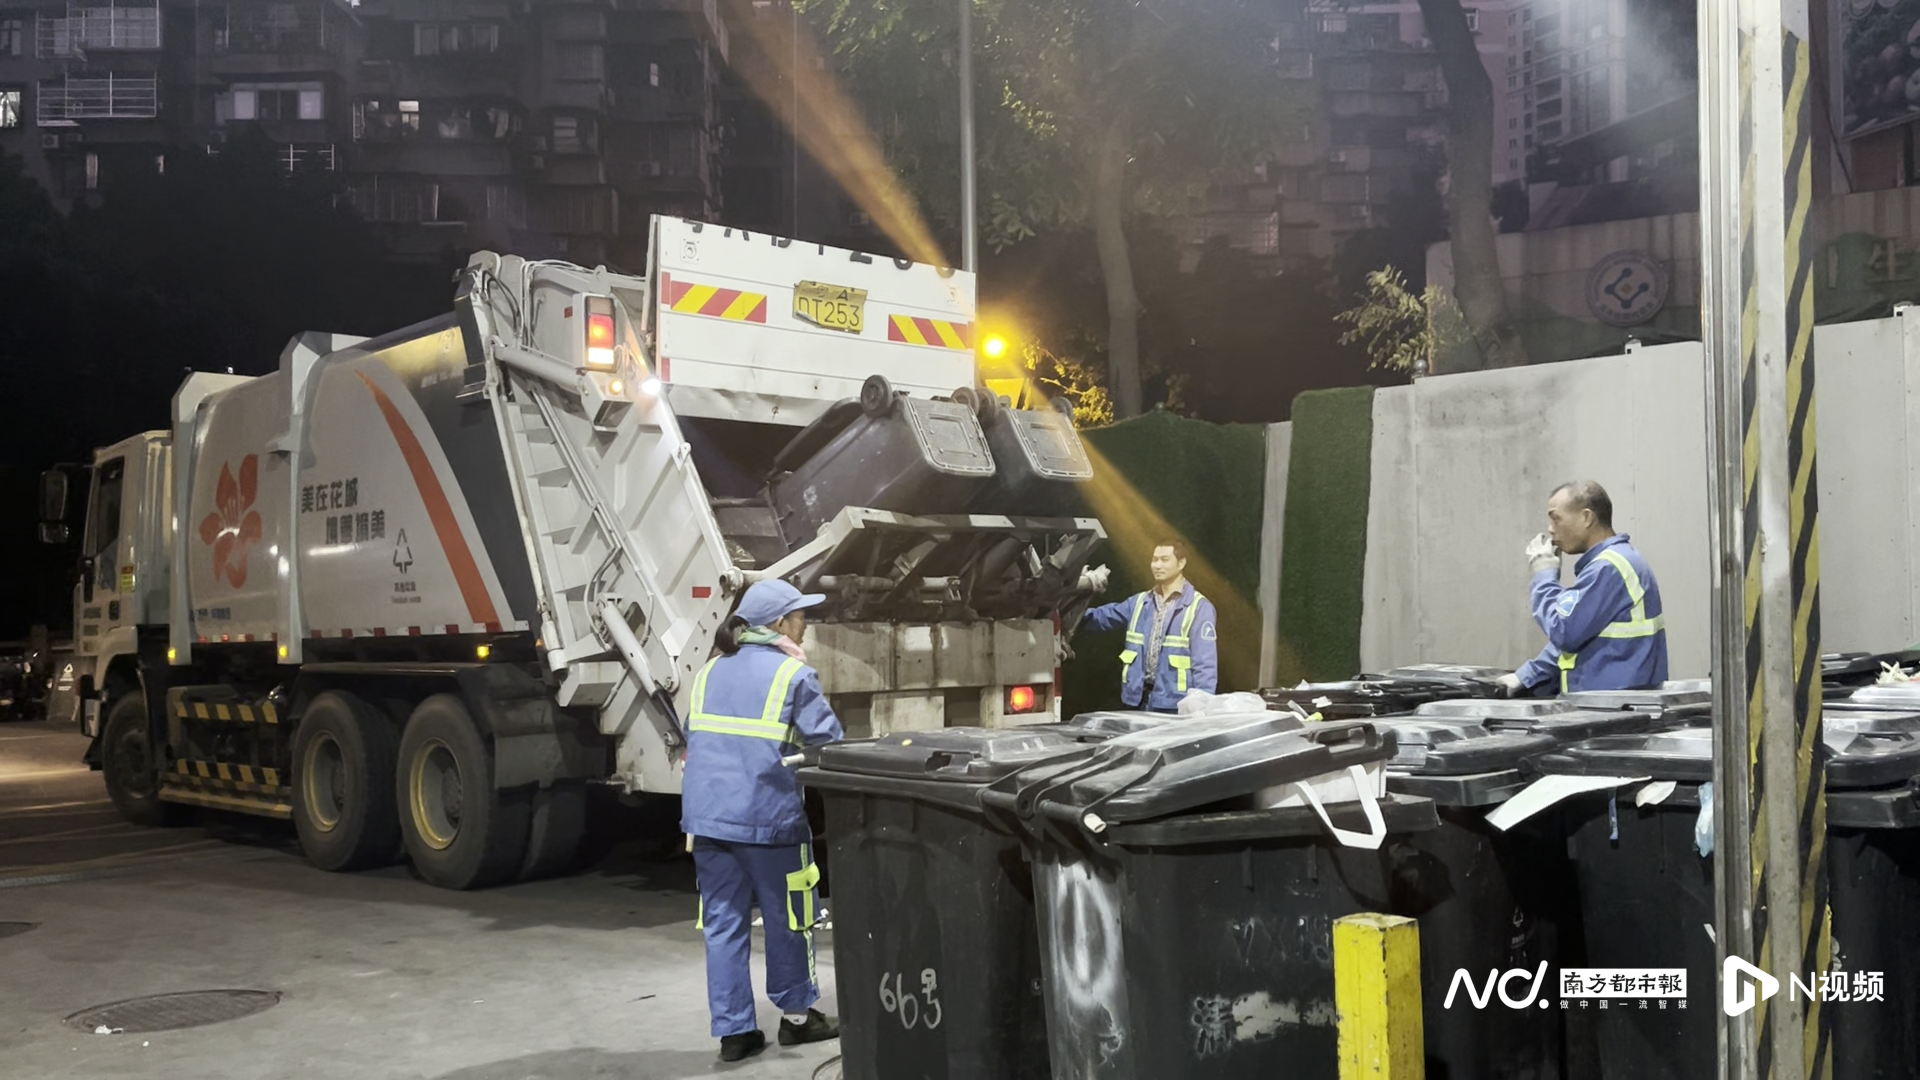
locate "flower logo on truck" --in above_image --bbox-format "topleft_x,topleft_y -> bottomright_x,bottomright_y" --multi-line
199,455 -> 264,588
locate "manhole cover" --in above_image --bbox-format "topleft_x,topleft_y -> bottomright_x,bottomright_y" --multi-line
0,922 -> 37,940
64,990 -> 282,1033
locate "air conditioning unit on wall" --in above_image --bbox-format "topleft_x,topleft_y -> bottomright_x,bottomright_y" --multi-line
41,134 -> 61,149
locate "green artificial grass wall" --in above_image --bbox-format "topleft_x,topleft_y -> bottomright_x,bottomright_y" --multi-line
1275,386 -> 1377,684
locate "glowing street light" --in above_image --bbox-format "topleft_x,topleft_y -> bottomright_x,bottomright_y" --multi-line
981,334 -> 1009,360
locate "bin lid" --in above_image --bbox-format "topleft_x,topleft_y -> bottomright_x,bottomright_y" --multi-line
1056,710 -> 1183,740
1374,663 -> 1512,684
1413,698 -> 1572,719
1539,715 -> 1920,789
1563,688 -> 1713,716
811,726 -> 1086,785
1372,716 -> 1559,776
1005,712 -> 1392,824
1663,678 -> 1711,693
998,408 -> 1094,482
1261,678 -> 1482,718
1831,685 -> 1920,711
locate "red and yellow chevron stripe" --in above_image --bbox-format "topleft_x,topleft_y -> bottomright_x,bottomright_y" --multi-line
663,275 -> 768,323
887,314 -> 973,351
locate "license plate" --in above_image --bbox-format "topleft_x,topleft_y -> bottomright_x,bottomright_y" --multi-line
792,280 -> 868,335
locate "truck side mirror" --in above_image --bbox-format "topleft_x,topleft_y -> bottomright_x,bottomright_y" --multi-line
38,523 -> 68,545
38,469 -> 68,524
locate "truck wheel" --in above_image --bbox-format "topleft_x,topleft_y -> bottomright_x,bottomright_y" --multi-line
519,783 -> 588,881
101,692 -> 177,827
293,691 -> 402,873
397,694 -> 530,890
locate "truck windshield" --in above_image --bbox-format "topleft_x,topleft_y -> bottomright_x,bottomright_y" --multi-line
86,458 -> 125,564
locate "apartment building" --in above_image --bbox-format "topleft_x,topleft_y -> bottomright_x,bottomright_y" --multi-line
0,0 -> 736,267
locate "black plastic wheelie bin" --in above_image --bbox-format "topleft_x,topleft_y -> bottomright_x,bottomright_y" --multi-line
798,726 -> 1089,1080
984,711 -> 1437,1080
1536,713 -> 1920,1079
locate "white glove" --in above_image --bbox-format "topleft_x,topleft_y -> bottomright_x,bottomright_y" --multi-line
1496,673 -> 1524,697
1526,533 -> 1560,575
1081,563 -> 1112,594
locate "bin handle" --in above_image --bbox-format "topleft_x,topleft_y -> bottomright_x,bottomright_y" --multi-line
1289,764 -> 1388,850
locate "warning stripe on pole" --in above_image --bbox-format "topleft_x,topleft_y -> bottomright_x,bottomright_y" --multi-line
1781,29 -> 1831,1080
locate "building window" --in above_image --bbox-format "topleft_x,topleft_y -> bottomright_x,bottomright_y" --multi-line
1319,14 -> 1347,34
414,23 -> 501,56
0,89 -> 19,128
1464,8 -> 1478,31
1508,138 -> 1518,149
1508,75 -> 1518,88
0,18 -> 22,57
85,151 -> 98,191
554,43 -> 605,80
1508,118 -> 1518,130
551,114 -> 597,153
221,86 -> 325,123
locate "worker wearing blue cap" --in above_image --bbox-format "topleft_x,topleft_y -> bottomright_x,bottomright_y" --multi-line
682,578 -> 845,1062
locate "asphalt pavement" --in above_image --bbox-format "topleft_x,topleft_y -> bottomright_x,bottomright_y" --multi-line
0,718 -> 843,1080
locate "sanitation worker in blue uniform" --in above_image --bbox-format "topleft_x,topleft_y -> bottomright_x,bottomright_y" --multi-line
681,579 -> 844,1062
1499,481 -> 1670,696
1082,539 -> 1220,712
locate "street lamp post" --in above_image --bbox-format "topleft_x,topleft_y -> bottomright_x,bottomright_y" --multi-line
958,0 -> 978,272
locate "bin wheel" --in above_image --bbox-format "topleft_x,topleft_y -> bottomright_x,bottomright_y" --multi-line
1051,395 -> 1076,418
975,386 -> 1004,422
519,782 -> 588,881
101,692 -> 178,827
951,386 -> 980,413
293,690 -> 403,872
860,374 -> 895,418
396,694 -> 531,890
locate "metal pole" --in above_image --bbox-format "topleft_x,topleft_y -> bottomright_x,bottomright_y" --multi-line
958,0 -> 978,272
1700,0 -> 1828,1077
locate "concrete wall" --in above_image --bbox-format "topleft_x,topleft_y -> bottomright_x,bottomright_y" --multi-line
1349,312 -> 1920,680
1360,340 -> 1714,678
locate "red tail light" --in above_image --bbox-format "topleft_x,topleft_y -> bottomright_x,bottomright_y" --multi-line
1006,685 -> 1039,714
585,296 -> 616,369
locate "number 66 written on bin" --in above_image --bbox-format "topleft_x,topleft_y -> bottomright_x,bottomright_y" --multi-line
879,970 -> 944,1031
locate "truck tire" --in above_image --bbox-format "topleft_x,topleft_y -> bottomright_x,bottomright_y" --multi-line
397,694 -> 530,890
293,691 -> 403,873
101,692 -> 177,827
519,782 -> 588,881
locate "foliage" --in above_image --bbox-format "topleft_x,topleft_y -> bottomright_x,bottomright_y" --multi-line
1334,266 -> 1470,374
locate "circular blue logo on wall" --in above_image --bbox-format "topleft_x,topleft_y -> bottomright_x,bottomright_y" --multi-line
1586,251 -> 1670,328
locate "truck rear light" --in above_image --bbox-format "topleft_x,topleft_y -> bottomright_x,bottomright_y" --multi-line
1005,685 -> 1039,715
585,296 -> 616,370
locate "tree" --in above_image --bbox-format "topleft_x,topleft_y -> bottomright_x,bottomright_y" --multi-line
1334,265 -> 1470,374
1416,0 -> 1528,367
803,0 -> 1304,416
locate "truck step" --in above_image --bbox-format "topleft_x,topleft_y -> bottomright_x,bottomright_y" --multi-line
168,688 -> 279,725
159,760 -> 292,819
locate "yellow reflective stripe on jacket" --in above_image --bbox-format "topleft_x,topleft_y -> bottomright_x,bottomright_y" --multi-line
1162,594 -> 1207,648
1119,595 -> 1148,676
1593,550 -> 1666,638
1558,551 -> 1663,691
687,656 -> 805,742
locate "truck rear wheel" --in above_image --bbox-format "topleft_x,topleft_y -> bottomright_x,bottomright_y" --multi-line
293,691 -> 402,873
101,692 -> 177,827
397,694 -> 530,890
519,782 -> 588,881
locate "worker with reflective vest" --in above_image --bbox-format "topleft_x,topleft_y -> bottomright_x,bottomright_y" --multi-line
681,579 -> 844,1063
1500,481 -> 1670,695
1082,539 -> 1220,712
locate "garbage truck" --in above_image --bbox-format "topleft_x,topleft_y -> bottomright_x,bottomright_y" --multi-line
39,217 -> 1107,889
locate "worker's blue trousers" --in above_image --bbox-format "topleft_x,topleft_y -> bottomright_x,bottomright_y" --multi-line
693,837 -> 823,1037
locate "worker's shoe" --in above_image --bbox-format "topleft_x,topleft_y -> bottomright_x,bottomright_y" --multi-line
778,1009 -> 840,1046
718,1030 -> 766,1063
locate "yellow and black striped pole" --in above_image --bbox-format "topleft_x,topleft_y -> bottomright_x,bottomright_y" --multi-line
1699,1 -> 1828,1078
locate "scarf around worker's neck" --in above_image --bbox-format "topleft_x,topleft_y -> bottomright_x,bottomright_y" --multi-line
739,625 -> 807,663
